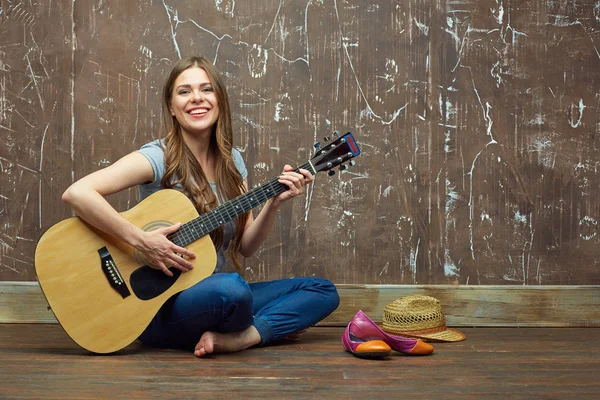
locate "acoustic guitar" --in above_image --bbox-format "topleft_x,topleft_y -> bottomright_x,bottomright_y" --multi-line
35,132 -> 361,353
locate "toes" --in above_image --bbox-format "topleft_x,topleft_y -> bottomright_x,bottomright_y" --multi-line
194,345 -> 206,357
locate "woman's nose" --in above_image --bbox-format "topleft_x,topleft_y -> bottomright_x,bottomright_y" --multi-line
191,89 -> 204,103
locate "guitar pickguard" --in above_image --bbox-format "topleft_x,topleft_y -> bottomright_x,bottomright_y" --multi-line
130,266 -> 182,300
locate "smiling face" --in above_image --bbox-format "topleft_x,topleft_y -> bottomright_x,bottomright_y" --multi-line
169,66 -> 220,139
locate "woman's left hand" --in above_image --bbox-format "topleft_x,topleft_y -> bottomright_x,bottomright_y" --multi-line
272,165 -> 313,207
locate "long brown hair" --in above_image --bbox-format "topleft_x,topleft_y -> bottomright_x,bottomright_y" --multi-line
160,56 -> 248,272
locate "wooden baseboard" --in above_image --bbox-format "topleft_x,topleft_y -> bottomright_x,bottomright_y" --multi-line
1,282 -> 599,327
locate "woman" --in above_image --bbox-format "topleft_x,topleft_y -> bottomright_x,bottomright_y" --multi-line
62,56 -> 340,357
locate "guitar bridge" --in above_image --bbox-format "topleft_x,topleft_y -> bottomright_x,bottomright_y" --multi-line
98,247 -> 131,299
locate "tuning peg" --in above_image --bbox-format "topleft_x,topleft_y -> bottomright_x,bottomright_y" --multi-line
349,160 -> 356,166
333,130 -> 340,137
323,136 -> 330,142
313,142 -> 321,150
328,170 -> 336,176
339,164 -> 348,171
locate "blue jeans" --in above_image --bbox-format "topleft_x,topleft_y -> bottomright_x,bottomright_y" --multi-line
138,273 -> 340,350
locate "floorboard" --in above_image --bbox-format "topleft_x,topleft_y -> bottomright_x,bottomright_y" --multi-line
1,324 -> 599,399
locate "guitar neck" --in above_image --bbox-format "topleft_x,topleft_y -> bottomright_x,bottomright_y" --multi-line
169,161 -> 314,247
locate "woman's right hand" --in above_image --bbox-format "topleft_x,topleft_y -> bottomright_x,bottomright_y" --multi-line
136,223 -> 196,276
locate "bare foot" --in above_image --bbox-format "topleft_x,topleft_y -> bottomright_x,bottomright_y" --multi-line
194,326 -> 261,357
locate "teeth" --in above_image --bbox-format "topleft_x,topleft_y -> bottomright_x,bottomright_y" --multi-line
189,109 -> 208,115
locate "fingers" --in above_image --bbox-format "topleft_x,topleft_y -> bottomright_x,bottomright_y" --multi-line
299,168 -> 314,183
280,165 -> 314,183
274,166 -> 314,206
156,261 -> 174,277
155,251 -> 193,276
142,224 -> 196,275
173,244 -> 196,260
278,168 -> 313,193
167,252 -> 194,270
163,222 -> 182,234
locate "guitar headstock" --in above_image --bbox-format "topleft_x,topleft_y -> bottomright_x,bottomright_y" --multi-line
310,131 -> 361,176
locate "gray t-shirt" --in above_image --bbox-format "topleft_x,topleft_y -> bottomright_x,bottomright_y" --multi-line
137,139 -> 248,273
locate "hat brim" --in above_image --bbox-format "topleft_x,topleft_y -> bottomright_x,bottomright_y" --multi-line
383,326 -> 466,342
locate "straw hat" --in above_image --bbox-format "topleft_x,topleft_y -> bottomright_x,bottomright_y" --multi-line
382,294 -> 466,342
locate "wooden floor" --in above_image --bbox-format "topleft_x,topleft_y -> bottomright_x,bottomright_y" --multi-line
1,324 -> 599,399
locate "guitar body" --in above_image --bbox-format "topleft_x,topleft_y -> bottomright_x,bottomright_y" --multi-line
34,189 -> 217,354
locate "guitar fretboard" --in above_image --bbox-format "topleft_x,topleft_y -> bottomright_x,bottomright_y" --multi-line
168,162 -> 313,247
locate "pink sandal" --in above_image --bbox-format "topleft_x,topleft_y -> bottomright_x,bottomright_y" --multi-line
342,321 -> 391,359
350,310 -> 434,355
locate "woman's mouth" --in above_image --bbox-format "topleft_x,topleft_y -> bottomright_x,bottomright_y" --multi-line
188,108 -> 210,118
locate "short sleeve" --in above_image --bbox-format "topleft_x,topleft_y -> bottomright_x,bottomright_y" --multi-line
232,148 -> 248,180
137,140 -> 166,184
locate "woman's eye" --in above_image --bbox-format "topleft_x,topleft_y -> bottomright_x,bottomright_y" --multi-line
203,87 -> 214,92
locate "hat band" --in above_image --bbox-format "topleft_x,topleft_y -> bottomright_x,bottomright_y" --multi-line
396,324 -> 447,335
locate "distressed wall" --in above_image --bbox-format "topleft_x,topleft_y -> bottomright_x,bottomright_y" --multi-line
1,0 -> 600,285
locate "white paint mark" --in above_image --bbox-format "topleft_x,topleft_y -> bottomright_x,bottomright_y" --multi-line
215,0 -> 235,18
452,25 -> 473,72
411,238 -> 420,283
569,99 -> 585,128
528,114 -> 544,125
414,18 -> 429,36
39,119 -> 51,229
134,45 -> 153,73
490,61 -> 503,88
97,158 -> 111,167
253,162 -> 269,171
274,93 -> 290,122
274,103 -> 284,121
480,212 -> 492,223
248,44 -> 268,78
264,0 -> 283,44
444,249 -> 458,277
531,134 -> 555,168
25,54 -> 44,112
379,262 -> 389,276
580,216 -> 597,241
162,2 -> 182,58
495,1 -> 504,25
514,210 -> 527,224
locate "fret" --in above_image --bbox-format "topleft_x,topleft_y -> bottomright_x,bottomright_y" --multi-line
230,197 -> 244,218
218,201 -> 236,221
254,185 -> 269,203
204,211 -> 220,232
201,212 -> 214,231
193,214 -> 212,236
225,201 -> 242,219
184,223 -> 200,240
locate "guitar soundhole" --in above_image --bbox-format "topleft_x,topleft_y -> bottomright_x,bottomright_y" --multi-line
130,266 -> 182,300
